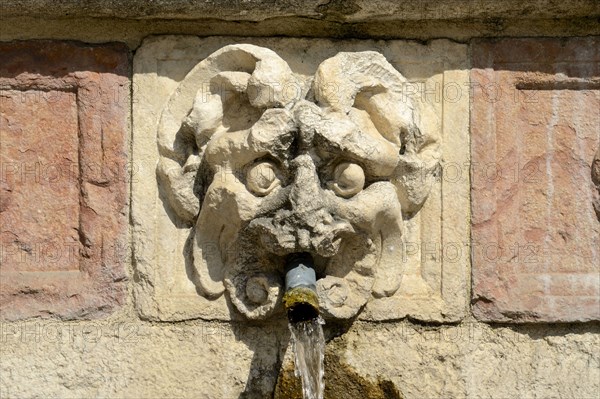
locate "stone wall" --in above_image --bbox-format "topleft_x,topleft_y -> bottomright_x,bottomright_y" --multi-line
1,2 -> 599,398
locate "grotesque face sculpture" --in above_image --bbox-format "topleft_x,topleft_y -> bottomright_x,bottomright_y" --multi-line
158,44 -> 440,320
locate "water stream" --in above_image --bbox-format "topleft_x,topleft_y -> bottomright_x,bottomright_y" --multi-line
289,316 -> 326,399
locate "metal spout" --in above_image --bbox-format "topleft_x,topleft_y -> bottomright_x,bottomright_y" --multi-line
283,253 -> 319,323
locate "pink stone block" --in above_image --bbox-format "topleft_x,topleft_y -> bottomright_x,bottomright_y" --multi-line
471,37 -> 600,322
0,41 -> 129,320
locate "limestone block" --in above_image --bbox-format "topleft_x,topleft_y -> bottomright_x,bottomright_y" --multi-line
133,36 -> 469,323
326,322 -> 600,399
471,37 -> 600,322
1,318 -> 598,398
0,318 -> 285,398
0,41 -> 129,320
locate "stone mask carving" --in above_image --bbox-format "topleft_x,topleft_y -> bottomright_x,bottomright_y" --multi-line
157,44 -> 440,320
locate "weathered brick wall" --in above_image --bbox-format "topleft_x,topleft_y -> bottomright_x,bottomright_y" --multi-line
1,2 -> 599,398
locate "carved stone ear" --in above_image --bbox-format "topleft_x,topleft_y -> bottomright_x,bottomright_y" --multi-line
393,125 -> 441,217
313,52 -> 441,217
157,44 -> 300,223
157,157 -> 200,222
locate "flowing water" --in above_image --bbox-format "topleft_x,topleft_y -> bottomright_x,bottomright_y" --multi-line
289,316 -> 326,399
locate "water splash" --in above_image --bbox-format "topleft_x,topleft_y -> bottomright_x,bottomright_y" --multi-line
289,316 -> 325,399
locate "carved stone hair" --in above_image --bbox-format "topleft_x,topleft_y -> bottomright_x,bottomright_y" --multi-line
158,44 -> 439,223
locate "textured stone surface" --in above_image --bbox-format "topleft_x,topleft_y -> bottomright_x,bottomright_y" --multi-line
133,36 -> 469,323
471,37 -> 600,322
0,41 -> 130,320
2,0 -> 599,21
1,90 -> 80,273
276,321 -> 600,399
1,318 -> 598,398
3,17 -> 600,50
593,146 -> 600,219
0,318 -> 287,398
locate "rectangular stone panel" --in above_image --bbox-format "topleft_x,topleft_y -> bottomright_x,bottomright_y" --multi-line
0,41 -> 130,320
133,36 -> 470,323
471,37 -> 600,322
1,90 -> 80,272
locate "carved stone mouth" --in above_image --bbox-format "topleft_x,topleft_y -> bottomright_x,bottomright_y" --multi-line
223,215 -> 379,320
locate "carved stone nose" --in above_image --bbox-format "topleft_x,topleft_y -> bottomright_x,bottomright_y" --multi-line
248,152 -> 352,256
289,153 -> 326,217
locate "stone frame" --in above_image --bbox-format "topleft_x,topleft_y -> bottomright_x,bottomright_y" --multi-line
132,36 -> 470,322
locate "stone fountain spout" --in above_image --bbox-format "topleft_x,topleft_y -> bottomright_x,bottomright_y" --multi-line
283,253 -> 320,323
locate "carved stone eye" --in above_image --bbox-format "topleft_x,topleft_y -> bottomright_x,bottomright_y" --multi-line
329,162 -> 365,198
246,161 -> 281,196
